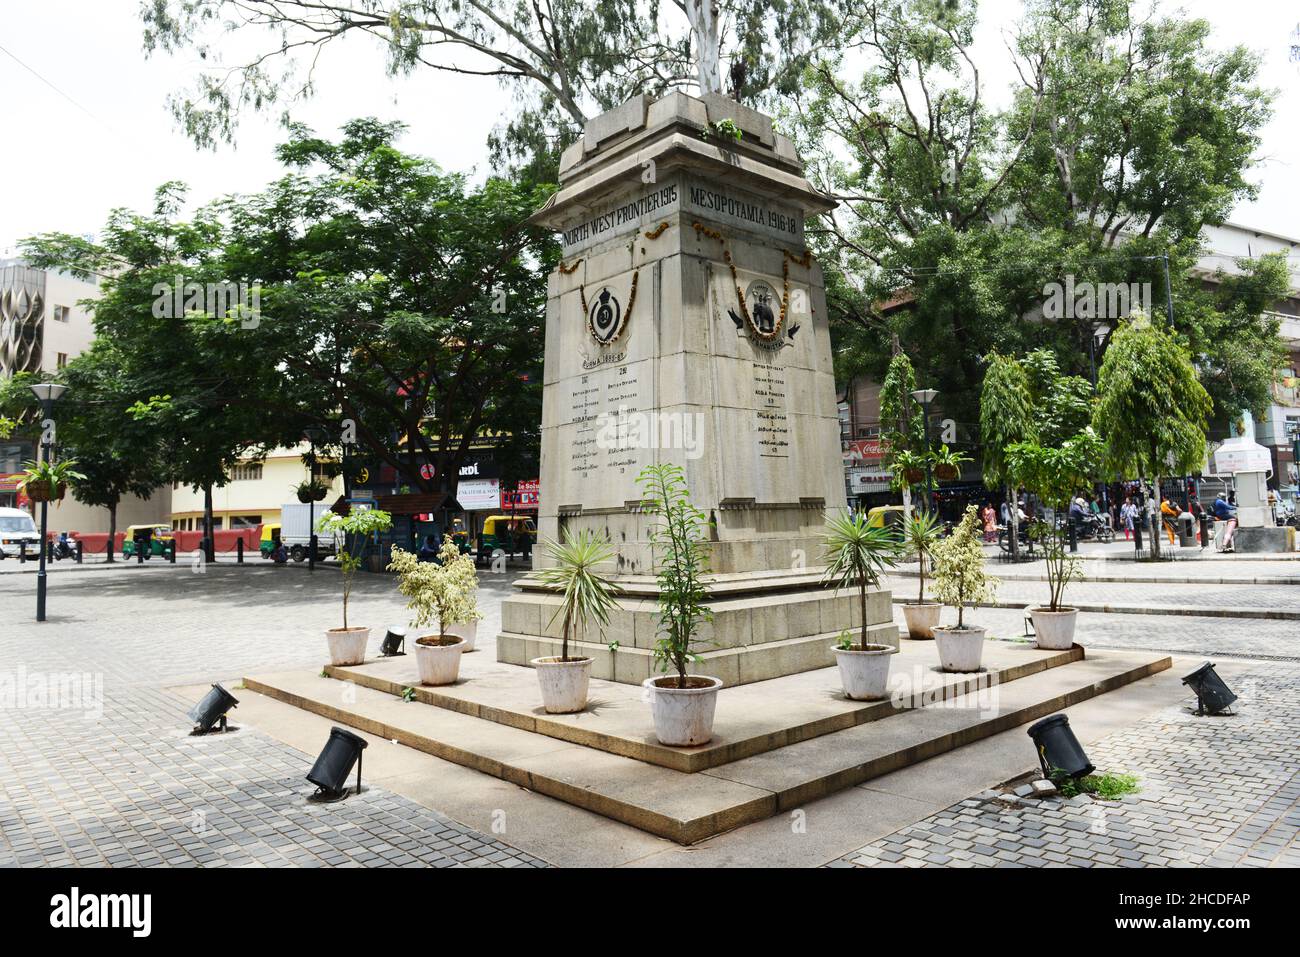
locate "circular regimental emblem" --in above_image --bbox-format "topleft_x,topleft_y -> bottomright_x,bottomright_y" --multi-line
587,287 -> 625,345
743,279 -> 781,341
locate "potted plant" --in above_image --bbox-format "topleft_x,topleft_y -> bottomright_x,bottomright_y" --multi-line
823,511 -> 902,700
900,510 -> 944,639
389,544 -> 473,685
434,535 -> 484,650
532,529 -> 620,713
932,445 -> 970,481
18,459 -> 85,503
930,504 -> 999,672
316,508 -> 393,665
1007,432 -> 1100,650
295,479 -> 329,503
637,463 -> 719,746
893,450 -> 928,486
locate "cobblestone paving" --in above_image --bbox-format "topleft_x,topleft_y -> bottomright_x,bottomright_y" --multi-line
830,669 -> 1300,868
0,564 -> 547,867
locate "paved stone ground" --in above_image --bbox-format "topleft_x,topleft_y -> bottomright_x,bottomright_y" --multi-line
0,563 -> 547,867
831,667 -> 1300,868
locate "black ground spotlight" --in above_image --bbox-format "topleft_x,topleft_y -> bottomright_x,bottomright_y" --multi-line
307,727 -> 368,800
380,626 -> 407,657
1182,662 -> 1238,716
1027,714 -> 1094,780
188,683 -> 239,734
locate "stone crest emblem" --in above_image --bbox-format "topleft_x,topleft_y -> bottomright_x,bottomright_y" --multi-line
727,277 -> 800,350
587,287 -> 624,345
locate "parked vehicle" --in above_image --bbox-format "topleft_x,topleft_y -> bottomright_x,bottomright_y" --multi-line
259,522 -> 282,559
865,504 -> 907,531
122,524 -> 174,559
476,514 -> 535,566
0,507 -> 41,559
279,503 -> 338,562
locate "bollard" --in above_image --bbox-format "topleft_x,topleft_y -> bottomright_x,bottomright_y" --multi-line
136,542 -> 145,564
106,537 -> 114,563
1068,517 -> 1078,553
76,540 -> 83,564
1133,514 -> 1143,552
19,541 -> 26,564
237,537 -> 244,564
1200,514 -> 1210,549
168,539 -> 177,564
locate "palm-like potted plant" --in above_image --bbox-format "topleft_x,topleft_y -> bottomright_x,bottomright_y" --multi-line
930,504 -> 999,672
637,463 -> 719,746
932,445 -> 971,481
295,479 -> 329,503
316,508 -> 393,665
1007,432 -> 1100,650
823,511 -> 902,700
900,510 -> 944,639
893,449 -> 928,486
434,536 -> 484,650
18,459 -> 86,503
389,543 -> 475,685
533,529 -> 621,713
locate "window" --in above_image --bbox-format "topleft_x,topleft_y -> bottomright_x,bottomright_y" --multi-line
230,515 -> 262,529
52,305 -> 70,323
230,463 -> 264,482
56,353 -> 68,368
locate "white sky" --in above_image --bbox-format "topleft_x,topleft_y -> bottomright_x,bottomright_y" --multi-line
1,0 -> 1296,252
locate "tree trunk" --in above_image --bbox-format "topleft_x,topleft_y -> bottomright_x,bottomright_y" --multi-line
686,0 -> 722,95
107,499 -> 118,564
203,483 -> 215,563
1147,478 -> 1160,561
858,580 -> 868,649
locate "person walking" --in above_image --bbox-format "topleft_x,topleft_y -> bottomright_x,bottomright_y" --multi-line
1213,492 -> 1237,552
1120,496 -> 1137,541
981,503 -> 997,543
1160,496 -> 1180,545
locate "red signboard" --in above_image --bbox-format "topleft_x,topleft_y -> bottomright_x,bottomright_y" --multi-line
502,479 -> 540,509
843,438 -> 888,463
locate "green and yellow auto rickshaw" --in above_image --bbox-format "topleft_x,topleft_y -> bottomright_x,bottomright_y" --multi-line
866,505 -> 907,530
122,524 -> 174,559
260,523 -> 282,559
476,514 -> 536,566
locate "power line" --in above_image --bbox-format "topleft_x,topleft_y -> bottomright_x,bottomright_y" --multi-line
0,42 -> 105,127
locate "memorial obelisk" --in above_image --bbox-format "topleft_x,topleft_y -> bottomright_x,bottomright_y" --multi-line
497,91 -> 898,684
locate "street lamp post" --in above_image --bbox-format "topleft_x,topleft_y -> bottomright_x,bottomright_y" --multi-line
911,388 -> 938,514
304,427 -> 328,573
30,382 -> 68,622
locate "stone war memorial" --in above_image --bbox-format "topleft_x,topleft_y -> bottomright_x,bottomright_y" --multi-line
497,91 -> 897,684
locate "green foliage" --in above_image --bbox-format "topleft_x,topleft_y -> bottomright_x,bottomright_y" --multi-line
879,352 -> 923,476
930,505 -> 998,629
637,463 -> 713,685
980,353 -> 1038,488
401,686 -> 417,703
388,539 -> 479,639
900,510 -> 943,604
822,511 -> 902,648
1021,349 -> 1095,447
317,508 -> 392,629
1093,314 -> 1213,482
1053,771 -> 1140,800
536,529 -> 621,662
704,119 -> 744,143
18,459 -> 87,499
834,630 -> 854,651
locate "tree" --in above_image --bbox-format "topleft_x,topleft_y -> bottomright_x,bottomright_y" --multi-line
979,352 -> 1037,558
878,351 -> 924,498
1092,313 -> 1212,559
140,0 -> 842,169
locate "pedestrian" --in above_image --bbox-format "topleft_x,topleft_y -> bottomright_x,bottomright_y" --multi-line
1213,492 -> 1237,552
1120,496 -> 1137,541
981,502 -> 997,543
1160,496 -> 1180,545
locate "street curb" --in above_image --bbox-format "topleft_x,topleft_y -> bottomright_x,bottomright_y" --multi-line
890,594 -> 1300,622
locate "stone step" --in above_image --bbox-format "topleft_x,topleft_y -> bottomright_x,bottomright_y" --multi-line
245,648 -> 1169,844
321,639 -> 1083,772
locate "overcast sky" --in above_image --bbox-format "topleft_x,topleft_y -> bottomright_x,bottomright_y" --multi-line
1,0 -> 1296,254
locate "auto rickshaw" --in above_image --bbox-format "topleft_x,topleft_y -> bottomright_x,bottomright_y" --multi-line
260,523 -> 282,559
866,505 -> 907,530
476,514 -> 536,566
448,516 -> 473,555
122,524 -> 174,559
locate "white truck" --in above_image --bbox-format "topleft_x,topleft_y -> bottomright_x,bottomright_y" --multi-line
279,502 -> 338,561
0,507 -> 41,559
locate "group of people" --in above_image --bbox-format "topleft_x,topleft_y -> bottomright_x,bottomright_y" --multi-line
1114,491 -> 1239,551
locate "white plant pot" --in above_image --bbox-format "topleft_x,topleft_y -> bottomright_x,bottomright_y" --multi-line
445,620 -> 478,652
325,626 -> 369,666
902,602 -> 942,640
932,625 -> 987,673
833,644 -> 894,701
643,675 -> 723,746
532,656 -> 593,714
413,636 -> 466,686
1030,608 -> 1078,650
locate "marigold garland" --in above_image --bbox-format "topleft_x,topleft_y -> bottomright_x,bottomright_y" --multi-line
691,221 -> 815,341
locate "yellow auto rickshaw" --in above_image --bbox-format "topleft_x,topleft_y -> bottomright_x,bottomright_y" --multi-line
476,514 -> 536,565
260,523 -> 282,559
866,505 -> 907,530
122,524 -> 174,559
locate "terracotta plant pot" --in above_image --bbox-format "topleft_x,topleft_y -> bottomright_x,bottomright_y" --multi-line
24,480 -> 62,503
902,602 -> 942,639
903,468 -> 925,484
413,635 -> 466,685
325,626 -> 370,666
445,620 -> 478,652
643,675 -> 723,746
1029,608 -> 1078,650
932,625 -> 986,673
934,464 -> 959,481
833,644 -> 894,701
532,656 -> 593,713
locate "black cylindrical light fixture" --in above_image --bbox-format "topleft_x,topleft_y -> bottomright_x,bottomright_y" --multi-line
1027,714 -> 1094,779
380,626 -> 407,657
307,726 -> 368,798
1182,662 -> 1237,715
188,683 -> 239,734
